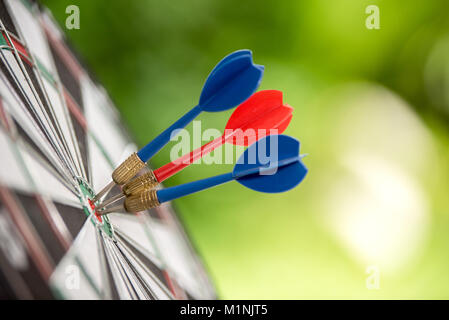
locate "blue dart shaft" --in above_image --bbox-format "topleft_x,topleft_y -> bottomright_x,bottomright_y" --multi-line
137,104 -> 203,162
234,155 -> 301,178
156,172 -> 234,204
156,156 -> 301,203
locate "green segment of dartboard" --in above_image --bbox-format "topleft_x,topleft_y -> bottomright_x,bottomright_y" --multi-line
77,178 -> 114,237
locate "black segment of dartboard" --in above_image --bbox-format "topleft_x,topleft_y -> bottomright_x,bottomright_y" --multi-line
0,0 -> 18,36
15,192 -> 66,264
53,202 -> 86,239
48,42 -> 83,109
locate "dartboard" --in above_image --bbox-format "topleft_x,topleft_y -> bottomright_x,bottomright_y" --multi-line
0,0 -> 215,299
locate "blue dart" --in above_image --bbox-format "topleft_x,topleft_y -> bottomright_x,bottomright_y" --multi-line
93,50 -> 264,202
98,135 -> 307,214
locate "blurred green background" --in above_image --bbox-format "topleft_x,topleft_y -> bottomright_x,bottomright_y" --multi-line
42,0 -> 449,298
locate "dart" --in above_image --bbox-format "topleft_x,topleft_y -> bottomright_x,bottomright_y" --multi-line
93,49 -> 264,202
95,90 -> 293,210
98,135 -> 308,215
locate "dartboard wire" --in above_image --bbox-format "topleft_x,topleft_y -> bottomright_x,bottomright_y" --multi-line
113,236 -> 166,300
26,0 -> 84,175
17,138 -> 79,194
0,74 -> 79,192
0,68 -> 75,185
102,234 -> 135,299
114,233 -> 174,299
38,12 -> 90,182
113,229 -> 175,299
113,226 -> 164,266
0,21 -> 78,180
7,132 -> 80,207
96,227 -> 120,299
108,239 -> 143,299
32,7 -> 88,181
113,241 -> 158,300
28,56 -> 83,180
0,47 -> 77,181
95,227 -> 112,299
133,211 -> 181,297
0,26 -> 74,172
0,72 -> 77,190
4,131 -> 82,253
52,73 -> 88,181
25,55 -> 82,179
6,107 -> 79,194
0,47 -> 74,178
109,237 -> 147,299
0,17 -> 82,181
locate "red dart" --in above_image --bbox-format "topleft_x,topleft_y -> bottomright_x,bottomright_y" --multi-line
154,90 -> 293,181
95,90 -> 293,210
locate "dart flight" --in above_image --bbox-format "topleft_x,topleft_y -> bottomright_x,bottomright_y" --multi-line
99,135 -> 308,214
93,49 -> 264,202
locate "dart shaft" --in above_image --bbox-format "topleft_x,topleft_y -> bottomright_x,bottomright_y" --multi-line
234,155 -> 301,178
137,105 -> 203,162
154,135 -> 225,182
156,172 -> 234,204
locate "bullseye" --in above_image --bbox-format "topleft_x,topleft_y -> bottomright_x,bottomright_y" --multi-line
88,198 -> 103,223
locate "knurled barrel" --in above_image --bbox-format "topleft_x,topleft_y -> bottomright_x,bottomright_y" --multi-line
124,189 -> 160,212
122,170 -> 158,196
111,152 -> 146,185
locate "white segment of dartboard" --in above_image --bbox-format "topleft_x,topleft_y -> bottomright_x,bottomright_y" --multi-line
51,262 -> 99,300
107,214 -> 158,257
0,127 -> 34,193
0,49 -> 75,178
149,221 -> 205,299
0,71 -> 74,183
114,239 -> 173,300
49,255 -> 100,299
87,134 -> 112,191
51,219 -> 102,299
0,207 -> 29,271
81,76 -> 129,166
16,138 -> 80,206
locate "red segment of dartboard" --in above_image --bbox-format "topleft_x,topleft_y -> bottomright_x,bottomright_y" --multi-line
88,198 -> 102,223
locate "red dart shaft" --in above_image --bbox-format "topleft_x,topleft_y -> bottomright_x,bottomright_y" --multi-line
154,135 -> 226,182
